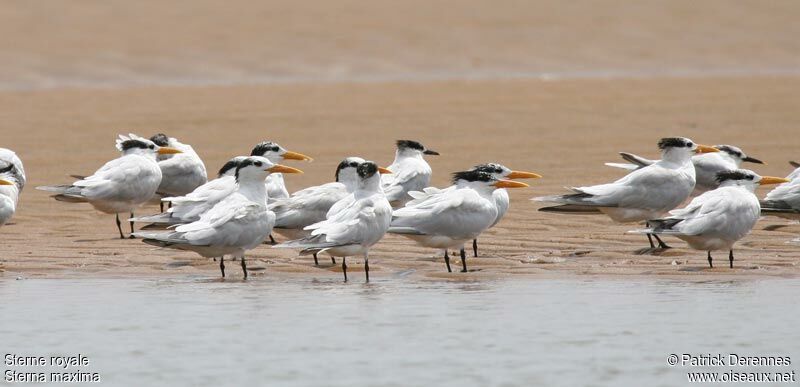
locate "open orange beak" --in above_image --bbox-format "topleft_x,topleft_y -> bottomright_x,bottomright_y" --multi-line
378,167 -> 393,174
695,145 -> 719,154
267,164 -> 304,174
282,151 -> 314,162
493,179 -> 529,188
506,171 -> 542,179
759,176 -> 790,185
157,147 -> 183,155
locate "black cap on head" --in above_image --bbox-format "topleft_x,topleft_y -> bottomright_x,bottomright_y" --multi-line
335,159 -> 362,182
714,145 -> 743,159
218,158 -> 242,177
149,133 -> 170,147
451,170 -> 493,185
396,140 -> 425,151
715,170 -> 756,183
657,137 -> 694,150
0,163 -> 13,174
120,139 -> 154,151
251,141 -> 281,156
357,162 -> 379,179
234,157 -> 266,181
472,163 -> 504,174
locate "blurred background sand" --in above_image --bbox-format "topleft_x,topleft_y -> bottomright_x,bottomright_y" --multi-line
1,0 -> 798,279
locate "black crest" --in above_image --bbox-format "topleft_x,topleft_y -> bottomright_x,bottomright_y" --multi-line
715,170 -> 755,183
149,133 -> 170,147
218,158 -> 242,177
251,141 -> 281,156
396,140 -> 425,151
472,163 -> 504,174
452,170 -> 493,184
657,137 -> 693,150
120,139 -> 154,151
335,159 -> 362,182
234,158 -> 266,180
357,162 -> 378,179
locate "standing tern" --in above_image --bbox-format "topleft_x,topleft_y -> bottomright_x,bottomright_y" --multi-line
149,133 -> 208,211
605,144 -> 763,193
135,157 -> 303,279
37,134 -> 182,238
630,170 -> 789,268
535,137 -> 719,251
271,157 -> 392,265
389,170 -> 530,273
0,160 -> 23,227
275,162 -> 392,282
760,161 -> 800,219
382,140 -> 439,208
467,163 -> 541,257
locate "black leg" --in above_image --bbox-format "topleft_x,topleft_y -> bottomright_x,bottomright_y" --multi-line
219,257 -> 225,278
473,238 -> 478,257
313,252 -> 319,266
729,250 -> 734,269
160,202 -> 164,212
646,234 -> 655,248
331,257 -> 336,264
268,234 -> 276,245
460,248 -> 468,272
129,212 -> 136,238
116,214 -> 124,239
444,250 -> 452,273
653,234 -> 670,249
241,256 -> 247,280
213,257 -> 216,261
168,202 -> 172,209
707,251 -> 713,268
342,257 -> 348,282
364,254 -> 370,283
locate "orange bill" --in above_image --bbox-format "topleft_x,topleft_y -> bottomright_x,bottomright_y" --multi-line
493,179 -> 529,188
506,171 -> 542,179
268,164 -> 304,174
282,151 -> 314,162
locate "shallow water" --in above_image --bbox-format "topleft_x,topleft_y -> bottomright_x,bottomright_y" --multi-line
1,277 -> 798,386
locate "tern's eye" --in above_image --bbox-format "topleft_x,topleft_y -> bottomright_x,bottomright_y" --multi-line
254,161 -> 263,167
149,144 -> 155,149
350,162 -> 359,168
272,147 -> 279,152
686,142 -> 693,148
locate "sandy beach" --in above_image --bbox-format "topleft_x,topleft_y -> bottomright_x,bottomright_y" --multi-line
1,77 -> 799,280
1,0 -> 799,280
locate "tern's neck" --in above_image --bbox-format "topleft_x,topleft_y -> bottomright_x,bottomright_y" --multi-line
340,174 -> 360,192
393,149 -> 423,163
237,177 -> 268,203
456,180 -> 494,197
719,181 -> 758,193
661,148 -> 694,165
355,175 -> 383,197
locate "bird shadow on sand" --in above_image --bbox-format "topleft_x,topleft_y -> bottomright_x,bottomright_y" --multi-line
633,247 -> 685,256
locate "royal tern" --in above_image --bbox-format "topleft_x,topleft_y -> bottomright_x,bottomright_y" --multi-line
276,162 -> 392,282
130,157 -> 246,227
760,161 -> 800,219
0,148 -> 26,189
37,134 -> 181,238
389,170 -> 530,272
606,144 -> 763,193
467,163 -> 541,257
382,140 -> 439,207
135,157 -> 303,279
149,133 -> 208,211
270,157 -> 390,265
249,141 -> 313,205
0,160 -> 23,227
535,137 -> 719,251
630,170 -> 789,268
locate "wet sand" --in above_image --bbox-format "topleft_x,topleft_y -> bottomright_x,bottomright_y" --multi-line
2,76 -> 799,280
